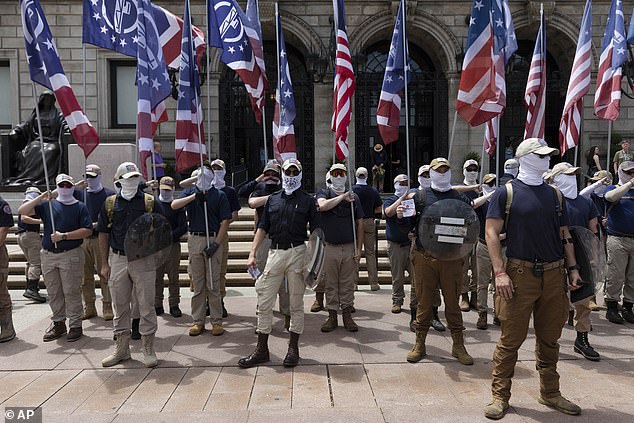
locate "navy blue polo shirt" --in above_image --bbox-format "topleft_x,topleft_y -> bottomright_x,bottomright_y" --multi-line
180,187 -> 232,233
476,200 -> 489,242
251,182 -> 281,221
96,192 -> 160,252
35,200 -> 91,252
352,184 -> 382,219
0,198 -> 14,230
605,184 -> 634,237
565,196 -> 598,228
316,188 -> 363,245
158,200 -> 188,243
221,185 -> 241,214
414,188 -> 471,249
383,194 -> 414,245
487,180 -> 569,262
74,187 -> 115,223
17,214 -> 39,233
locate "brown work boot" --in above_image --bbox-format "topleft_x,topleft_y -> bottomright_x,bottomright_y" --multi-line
451,332 -> 474,365
211,323 -> 225,336
67,327 -> 83,342
391,304 -> 402,314
538,395 -> 581,415
459,294 -> 470,312
102,333 -> 131,367
310,292 -> 324,312
283,331 -> 300,367
406,329 -> 427,363
102,302 -> 114,321
321,310 -> 338,332
189,323 -> 205,336
484,398 -> 509,420
82,302 -> 97,320
43,321 -> 67,342
238,333 -> 270,368
0,309 -> 16,343
477,311 -> 488,330
342,307 -> 358,332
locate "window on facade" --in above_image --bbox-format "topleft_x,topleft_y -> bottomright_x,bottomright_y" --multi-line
110,60 -> 137,128
0,62 -> 11,129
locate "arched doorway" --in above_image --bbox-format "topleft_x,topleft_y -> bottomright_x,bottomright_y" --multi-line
355,41 -> 448,187
219,41 -> 315,189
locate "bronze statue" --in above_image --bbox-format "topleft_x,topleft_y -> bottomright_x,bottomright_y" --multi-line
3,91 -> 67,186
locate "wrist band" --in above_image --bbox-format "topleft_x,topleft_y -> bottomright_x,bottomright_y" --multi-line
495,271 -> 507,277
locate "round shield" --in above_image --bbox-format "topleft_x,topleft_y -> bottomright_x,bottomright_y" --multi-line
124,213 -> 173,265
303,228 -> 326,290
417,199 -> 480,261
569,226 -> 606,303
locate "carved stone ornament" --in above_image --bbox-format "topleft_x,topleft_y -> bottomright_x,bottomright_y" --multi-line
527,1 -> 556,24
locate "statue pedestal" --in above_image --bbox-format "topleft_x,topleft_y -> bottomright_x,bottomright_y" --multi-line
68,143 -> 137,190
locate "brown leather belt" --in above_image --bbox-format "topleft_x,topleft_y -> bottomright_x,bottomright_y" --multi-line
507,258 -> 564,270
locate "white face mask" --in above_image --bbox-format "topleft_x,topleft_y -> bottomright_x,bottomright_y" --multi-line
196,168 -> 214,191
430,169 -> 452,192
356,177 -> 367,185
282,171 -> 302,195
213,169 -> 226,189
56,187 -> 76,204
594,184 -> 609,197
553,174 -> 578,199
119,177 -> 139,201
505,166 -> 519,178
114,183 -> 121,195
517,154 -> 550,186
618,169 -> 633,186
25,192 -> 39,201
331,175 -> 347,192
418,176 -> 431,190
482,184 -> 496,196
463,170 -> 478,185
86,175 -> 103,193
159,189 -> 174,203
394,183 -> 408,197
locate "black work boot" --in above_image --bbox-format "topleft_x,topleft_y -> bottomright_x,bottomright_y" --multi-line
574,331 -> 600,361
23,279 -> 47,303
238,333 -> 270,368
409,307 -> 417,333
131,318 -> 141,340
606,300 -> 624,324
342,306 -> 358,332
567,309 -> 574,327
622,301 -> 634,324
43,321 -> 67,342
469,291 -> 477,310
283,331 -> 300,367
321,310 -> 338,332
431,306 -> 446,332
222,300 -> 228,318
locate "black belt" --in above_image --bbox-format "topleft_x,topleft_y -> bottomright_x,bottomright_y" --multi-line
271,241 -> 303,250
189,231 -> 217,237
45,248 -> 74,254
17,230 -> 39,234
112,248 -> 126,256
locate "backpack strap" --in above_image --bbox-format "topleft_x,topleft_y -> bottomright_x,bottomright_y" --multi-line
143,193 -> 154,213
504,182 -> 513,228
105,195 -> 116,228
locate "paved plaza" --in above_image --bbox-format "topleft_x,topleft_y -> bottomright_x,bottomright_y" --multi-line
1,288 -> 633,423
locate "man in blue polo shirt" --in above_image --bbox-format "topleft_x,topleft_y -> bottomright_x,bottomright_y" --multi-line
19,174 -> 92,343
603,161 -> 634,324
172,162 -> 232,337
0,196 -> 16,343
17,187 -> 46,303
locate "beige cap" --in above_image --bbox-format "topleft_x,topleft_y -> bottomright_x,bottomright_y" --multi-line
114,162 -> 141,179
394,174 -> 408,184
545,162 -> 581,181
211,159 -> 225,169
463,159 -> 479,170
55,173 -> 74,185
85,164 -> 101,177
159,176 -> 175,190
282,158 -> 302,172
263,159 -> 281,173
590,170 -> 612,182
619,161 -> 634,171
515,138 -> 559,158
329,163 -> 347,173
356,167 -> 368,177
374,143 -> 383,152
430,157 -> 450,170
25,186 -> 41,194
418,165 -> 430,176
483,174 -> 497,184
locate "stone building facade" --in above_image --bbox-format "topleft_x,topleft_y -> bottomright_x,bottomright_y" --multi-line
1,0 -> 632,190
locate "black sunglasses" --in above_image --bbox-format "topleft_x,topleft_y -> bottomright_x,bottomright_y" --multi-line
284,168 -> 300,176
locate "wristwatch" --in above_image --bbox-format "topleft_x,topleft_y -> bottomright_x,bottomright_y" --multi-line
62,233 -> 67,241
567,264 -> 580,272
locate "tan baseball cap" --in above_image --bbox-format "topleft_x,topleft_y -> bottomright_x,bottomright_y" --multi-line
463,159 -> 479,170
394,174 -> 408,184
282,158 -> 302,172
483,174 -> 497,184
263,159 -> 281,173
159,176 -> 175,190
430,157 -> 450,170
515,138 -> 559,158
114,162 -> 141,179
590,170 -> 612,182
356,167 -> 368,177
545,162 -> 581,181
619,161 -> 634,171
85,164 -> 101,177
211,159 -> 225,169
55,174 -> 74,185
329,163 -> 347,173
418,165 -> 430,176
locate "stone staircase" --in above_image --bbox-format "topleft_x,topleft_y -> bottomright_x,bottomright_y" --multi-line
5,205 -> 393,289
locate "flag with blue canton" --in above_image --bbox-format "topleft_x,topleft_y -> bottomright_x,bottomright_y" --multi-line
175,0 -> 206,172
136,0 -> 171,179
245,0 -> 269,93
21,0 -> 99,158
376,0 -> 409,145
272,10 -> 296,162
208,0 -> 266,123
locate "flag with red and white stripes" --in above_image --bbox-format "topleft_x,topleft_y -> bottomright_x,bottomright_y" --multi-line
331,0 -> 355,161
22,0 -> 99,159
245,0 -> 269,97
559,0 -> 592,156
594,0 -> 626,121
523,8 -> 546,139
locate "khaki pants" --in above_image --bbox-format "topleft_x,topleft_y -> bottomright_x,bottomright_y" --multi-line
324,243 -> 357,311
82,236 -> 111,305
155,242 -> 181,308
219,237 -> 229,298
605,235 -> 634,303
189,234 -> 223,325
491,260 -> 568,402
388,241 -> 411,306
109,251 -> 156,336
476,242 -> 492,312
362,219 -> 378,285
573,298 -> 591,332
17,231 -> 41,281
256,235 -> 289,315
41,248 -> 84,329
461,246 -> 477,295
255,245 -> 306,334
412,249 -> 463,333
0,245 -> 11,314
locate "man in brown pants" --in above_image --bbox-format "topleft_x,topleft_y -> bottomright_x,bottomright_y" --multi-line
0,196 -> 16,343
484,138 -> 582,419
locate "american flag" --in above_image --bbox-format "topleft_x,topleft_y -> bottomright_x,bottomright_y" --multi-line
456,0 -> 497,127
523,7 -> 546,139
594,0 -> 626,121
21,0 -> 99,158
245,0 -> 269,96
331,0 -> 355,160
559,0 -> 592,156
272,11 -> 297,163
136,0 -> 171,180
376,0 -> 408,146
175,0 -> 206,173
82,0 -> 205,69
208,0 -> 266,123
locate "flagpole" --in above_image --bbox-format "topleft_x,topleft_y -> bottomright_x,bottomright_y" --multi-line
31,83 -> 57,242
332,1 -> 338,166
206,0 -> 212,158
495,117 -> 500,186
479,136 -> 486,183
607,120 -> 613,172
82,44 -> 87,203
448,110 -> 458,161
400,0 -> 411,183
262,105 -> 268,162
275,1 -> 282,161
